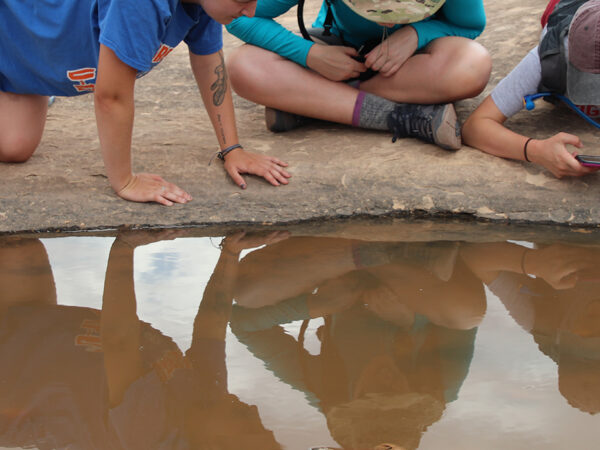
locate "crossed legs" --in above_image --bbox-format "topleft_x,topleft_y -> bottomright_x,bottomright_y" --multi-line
226,36 -> 492,124
0,91 -> 48,163
360,36 -> 491,103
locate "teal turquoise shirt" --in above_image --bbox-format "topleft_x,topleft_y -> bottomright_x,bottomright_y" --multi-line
226,0 -> 486,67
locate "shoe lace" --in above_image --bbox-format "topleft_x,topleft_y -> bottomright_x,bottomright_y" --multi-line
387,105 -> 434,144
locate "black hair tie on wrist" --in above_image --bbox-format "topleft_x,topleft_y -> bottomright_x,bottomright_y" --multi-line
523,138 -> 534,162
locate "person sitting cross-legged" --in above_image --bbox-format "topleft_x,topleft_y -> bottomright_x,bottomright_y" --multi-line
226,0 -> 491,151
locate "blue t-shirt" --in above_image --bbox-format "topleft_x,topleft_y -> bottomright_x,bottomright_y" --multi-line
0,0 -> 222,96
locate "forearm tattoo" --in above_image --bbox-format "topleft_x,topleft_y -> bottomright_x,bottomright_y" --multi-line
210,51 -> 227,106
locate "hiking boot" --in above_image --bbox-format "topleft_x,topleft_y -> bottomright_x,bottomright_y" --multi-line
265,106 -> 309,132
387,103 -> 461,150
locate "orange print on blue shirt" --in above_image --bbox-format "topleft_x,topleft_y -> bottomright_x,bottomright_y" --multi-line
152,44 -> 174,64
67,68 -> 97,93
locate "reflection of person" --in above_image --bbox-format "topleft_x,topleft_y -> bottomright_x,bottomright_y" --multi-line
463,0 -> 600,178
228,237 -> 486,449
226,0 -> 491,150
0,237 -> 112,448
460,240 -> 600,414
0,0 -> 290,205
233,237 -> 485,327
0,231 -> 284,449
101,230 -> 284,449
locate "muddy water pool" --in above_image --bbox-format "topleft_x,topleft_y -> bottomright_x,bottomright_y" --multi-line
1,225 -> 599,449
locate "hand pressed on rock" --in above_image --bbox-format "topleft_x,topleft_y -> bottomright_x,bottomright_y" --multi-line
117,173 -> 192,206
223,147 -> 291,188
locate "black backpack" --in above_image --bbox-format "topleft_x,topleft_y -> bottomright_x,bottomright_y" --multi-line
538,0 -> 589,94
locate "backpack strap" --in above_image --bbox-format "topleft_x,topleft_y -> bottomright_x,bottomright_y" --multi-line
323,0 -> 335,36
541,0 -> 562,27
297,0 -> 312,41
297,0 -> 348,44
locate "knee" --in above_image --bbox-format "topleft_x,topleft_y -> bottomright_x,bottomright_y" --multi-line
434,276 -> 487,330
227,45 -> 274,97
458,44 -> 492,97
225,45 -> 246,81
443,42 -> 492,100
227,46 -> 260,92
462,44 -> 492,97
0,134 -> 39,163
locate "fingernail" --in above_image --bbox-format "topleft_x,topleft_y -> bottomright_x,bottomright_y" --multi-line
240,184 -> 247,189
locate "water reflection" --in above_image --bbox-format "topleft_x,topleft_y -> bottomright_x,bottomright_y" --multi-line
461,242 -> 600,415
1,232 -> 280,450
230,235 -> 483,450
0,232 -> 599,449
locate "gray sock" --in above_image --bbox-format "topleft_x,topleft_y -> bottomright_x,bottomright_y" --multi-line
354,92 -> 397,130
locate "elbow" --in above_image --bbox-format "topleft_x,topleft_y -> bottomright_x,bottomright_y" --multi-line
461,109 -> 488,148
225,21 -> 236,34
461,109 -> 488,147
462,96 -> 505,148
472,16 -> 487,38
461,116 -> 476,146
457,5 -> 487,36
461,113 -> 492,150
225,16 -> 248,38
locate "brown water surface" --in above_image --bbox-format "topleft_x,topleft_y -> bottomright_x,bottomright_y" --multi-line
1,229 -> 600,449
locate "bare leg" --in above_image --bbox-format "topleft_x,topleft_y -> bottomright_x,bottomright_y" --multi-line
227,37 -> 491,122
0,238 -> 57,332
361,37 -> 492,103
0,91 -> 48,162
234,237 -> 360,308
367,259 -> 486,330
227,45 -> 358,125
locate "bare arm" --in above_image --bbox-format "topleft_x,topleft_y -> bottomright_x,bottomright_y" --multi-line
101,230 -> 183,406
94,44 -> 192,205
189,50 -> 291,188
100,236 -> 143,407
462,95 -> 598,178
192,231 -> 288,341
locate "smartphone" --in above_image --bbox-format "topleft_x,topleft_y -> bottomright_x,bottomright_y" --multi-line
575,154 -> 600,167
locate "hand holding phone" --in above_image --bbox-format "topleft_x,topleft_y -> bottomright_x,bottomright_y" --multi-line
575,154 -> 600,167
